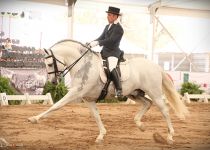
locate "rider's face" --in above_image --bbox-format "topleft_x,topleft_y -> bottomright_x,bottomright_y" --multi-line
107,13 -> 118,24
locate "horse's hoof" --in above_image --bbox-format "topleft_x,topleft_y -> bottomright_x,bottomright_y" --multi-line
95,138 -> 103,143
153,132 -> 167,144
167,137 -> 174,145
0,138 -> 9,147
138,124 -> 146,132
28,117 -> 38,124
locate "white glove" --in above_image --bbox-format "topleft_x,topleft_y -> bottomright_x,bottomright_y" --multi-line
88,41 -> 99,48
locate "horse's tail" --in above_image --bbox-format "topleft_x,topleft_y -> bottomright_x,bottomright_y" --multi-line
162,71 -> 189,119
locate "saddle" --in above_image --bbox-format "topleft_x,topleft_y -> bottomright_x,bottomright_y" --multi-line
97,54 -> 130,101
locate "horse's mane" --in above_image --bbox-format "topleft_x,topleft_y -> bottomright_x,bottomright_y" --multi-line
49,39 -> 84,49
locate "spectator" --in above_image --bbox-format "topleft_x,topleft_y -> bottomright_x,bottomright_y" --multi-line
3,38 -> 12,50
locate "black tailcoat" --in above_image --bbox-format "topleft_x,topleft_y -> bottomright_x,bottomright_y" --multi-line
96,23 -> 124,59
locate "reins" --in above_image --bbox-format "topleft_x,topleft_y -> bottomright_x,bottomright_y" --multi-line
62,46 -> 90,77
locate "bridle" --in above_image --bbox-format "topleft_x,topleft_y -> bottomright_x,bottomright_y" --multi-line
44,49 -> 65,82
44,41 -> 92,83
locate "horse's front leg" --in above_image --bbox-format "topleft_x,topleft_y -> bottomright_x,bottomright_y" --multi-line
84,100 -> 106,143
28,87 -> 80,123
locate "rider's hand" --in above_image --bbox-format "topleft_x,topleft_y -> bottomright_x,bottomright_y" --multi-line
86,41 -> 99,48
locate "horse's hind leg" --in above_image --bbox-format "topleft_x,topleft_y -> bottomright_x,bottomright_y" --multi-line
134,96 -> 152,131
153,97 -> 174,144
84,100 -> 106,143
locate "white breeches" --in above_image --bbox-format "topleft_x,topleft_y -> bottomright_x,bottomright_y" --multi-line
108,56 -> 118,71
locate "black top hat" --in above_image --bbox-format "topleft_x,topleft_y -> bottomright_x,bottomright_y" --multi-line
106,6 -> 121,15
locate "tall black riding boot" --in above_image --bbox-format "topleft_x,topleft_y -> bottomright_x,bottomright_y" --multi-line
110,68 -> 123,98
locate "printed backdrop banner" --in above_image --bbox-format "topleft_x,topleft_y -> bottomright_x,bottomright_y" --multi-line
0,67 -> 47,95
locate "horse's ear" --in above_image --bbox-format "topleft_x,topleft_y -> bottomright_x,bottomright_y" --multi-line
44,48 -> 49,55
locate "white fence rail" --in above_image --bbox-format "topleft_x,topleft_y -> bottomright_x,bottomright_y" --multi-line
183,92 -> 210,103
0,93 -> 53,106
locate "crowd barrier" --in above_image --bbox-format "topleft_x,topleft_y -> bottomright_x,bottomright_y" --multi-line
0,93 -> 53,106
183,92 -> 210,103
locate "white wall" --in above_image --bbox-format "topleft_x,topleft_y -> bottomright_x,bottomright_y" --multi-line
0,0 -> 209,54
167,71 -> 210,94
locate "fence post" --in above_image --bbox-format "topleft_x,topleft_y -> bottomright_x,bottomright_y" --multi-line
0,93 -> 5,105
203,93 -> 208,103
0,93 -> 8,105
21,93 -> 31,105
184,92 -> 191,103
25,93 -> 31,104
47,93 -> 53,105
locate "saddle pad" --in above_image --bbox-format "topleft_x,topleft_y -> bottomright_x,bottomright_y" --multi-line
99,60 -> 130,83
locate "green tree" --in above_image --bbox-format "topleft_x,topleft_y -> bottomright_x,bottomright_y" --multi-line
180,82 -> 204,96
0,76 -> 16,94
42,80 -> 68,103
0,76 -> 20,105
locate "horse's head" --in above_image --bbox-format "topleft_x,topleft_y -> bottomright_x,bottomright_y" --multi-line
44,39 -> 93,85
44,49 -> 65,84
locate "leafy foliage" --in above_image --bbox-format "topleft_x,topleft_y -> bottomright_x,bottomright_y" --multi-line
0,76 -> 21,105
180,82 -> 204,96
0,76 -> 16,94
42,81 -> 68,103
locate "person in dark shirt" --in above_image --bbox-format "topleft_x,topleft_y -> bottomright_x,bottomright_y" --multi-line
87,6 -> 124,98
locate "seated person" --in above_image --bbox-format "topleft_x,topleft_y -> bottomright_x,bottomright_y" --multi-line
3,38 -> 12,50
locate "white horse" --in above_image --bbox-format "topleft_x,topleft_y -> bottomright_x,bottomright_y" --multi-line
28,39 -> 189,144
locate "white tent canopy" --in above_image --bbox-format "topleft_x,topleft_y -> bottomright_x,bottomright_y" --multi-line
1,0 -> 210,54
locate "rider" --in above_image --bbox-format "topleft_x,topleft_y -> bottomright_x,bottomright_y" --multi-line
87,6 -> 124,98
